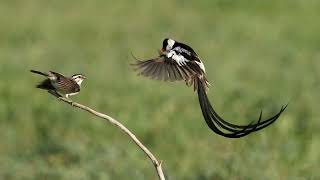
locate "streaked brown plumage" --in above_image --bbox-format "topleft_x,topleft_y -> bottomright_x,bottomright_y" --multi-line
30,70 -> 86,98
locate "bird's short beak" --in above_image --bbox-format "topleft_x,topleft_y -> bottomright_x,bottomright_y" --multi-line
159,48 -> 166,55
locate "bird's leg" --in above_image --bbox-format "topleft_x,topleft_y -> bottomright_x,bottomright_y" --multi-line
66,95 -> 76,106
63,94 -> 75,106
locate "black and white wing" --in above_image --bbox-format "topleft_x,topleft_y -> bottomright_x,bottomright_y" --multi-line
131,55 -> 203,82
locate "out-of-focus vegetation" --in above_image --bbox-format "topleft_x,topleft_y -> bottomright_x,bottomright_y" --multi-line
0,0 -> 318,179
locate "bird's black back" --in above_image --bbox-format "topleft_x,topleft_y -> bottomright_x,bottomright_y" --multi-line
173,42 -> 201,62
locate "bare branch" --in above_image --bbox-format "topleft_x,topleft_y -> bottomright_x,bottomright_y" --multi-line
58,97 -> 166,180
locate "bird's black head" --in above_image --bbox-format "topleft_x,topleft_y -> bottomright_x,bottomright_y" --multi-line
161,38 -> 175,52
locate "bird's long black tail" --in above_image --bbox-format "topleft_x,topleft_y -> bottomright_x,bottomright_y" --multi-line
194,76 -> 287,138
30,70 -> 48,76
30,70 -> 54,90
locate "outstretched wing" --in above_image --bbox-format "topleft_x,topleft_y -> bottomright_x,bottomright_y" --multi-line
131,55 -> 203,82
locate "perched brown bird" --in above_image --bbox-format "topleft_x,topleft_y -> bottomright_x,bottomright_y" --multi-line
30,70 -> 86,98
132,38 -> 287,138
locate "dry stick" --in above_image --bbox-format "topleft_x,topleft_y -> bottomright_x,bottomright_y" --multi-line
58,97 -> 165,180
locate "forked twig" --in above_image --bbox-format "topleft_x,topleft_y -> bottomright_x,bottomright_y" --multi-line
57,97 -> 165,180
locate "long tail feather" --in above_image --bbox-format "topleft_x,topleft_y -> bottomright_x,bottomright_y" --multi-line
30,70 -> 48,76
195,76 -> 287,138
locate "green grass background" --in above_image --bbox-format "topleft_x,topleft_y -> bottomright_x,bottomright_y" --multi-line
0,0 -> 319,179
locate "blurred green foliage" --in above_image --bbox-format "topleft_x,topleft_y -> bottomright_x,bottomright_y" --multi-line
0,0 -> 319,179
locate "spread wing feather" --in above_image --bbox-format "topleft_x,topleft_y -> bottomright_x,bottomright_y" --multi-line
132,55 -> 200,83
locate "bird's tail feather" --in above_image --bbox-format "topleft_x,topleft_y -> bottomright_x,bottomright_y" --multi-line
35,79 -> 54,90
30,70 -> 48,76
195,76 -> 287,138
187,74 -> 210,92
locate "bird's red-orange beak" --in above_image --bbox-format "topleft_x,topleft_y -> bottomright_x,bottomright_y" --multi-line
158,48 -> 165,55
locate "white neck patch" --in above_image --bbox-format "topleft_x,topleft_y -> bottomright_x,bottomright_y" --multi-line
166,39 -> 175,50
75,79 -> 84,85
72,76 -> 84,85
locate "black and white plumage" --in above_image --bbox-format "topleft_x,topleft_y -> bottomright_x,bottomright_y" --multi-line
30,70 -> 86,98
132,38 -> 287,138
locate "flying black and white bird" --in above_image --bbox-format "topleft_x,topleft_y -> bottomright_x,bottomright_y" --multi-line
132,38 -> 287,138
30,70 -> 86,98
